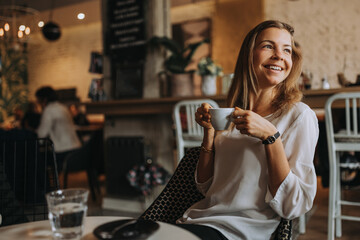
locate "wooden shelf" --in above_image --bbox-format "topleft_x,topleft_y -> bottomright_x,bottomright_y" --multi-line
84,95 -> 227,116
84,87 -> 360,116
302,86 -> 360,108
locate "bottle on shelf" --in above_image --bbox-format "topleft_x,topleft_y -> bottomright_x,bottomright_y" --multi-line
322,75 -> 330,89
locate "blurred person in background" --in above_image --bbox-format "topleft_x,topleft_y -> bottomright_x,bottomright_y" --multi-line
35,86 -> 81,172
69,104 -> 89,126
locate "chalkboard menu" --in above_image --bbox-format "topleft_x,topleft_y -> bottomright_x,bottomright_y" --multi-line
113,62 -> 143,99
105,0 -> 147,61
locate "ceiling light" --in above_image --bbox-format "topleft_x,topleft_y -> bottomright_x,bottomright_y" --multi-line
0,5 -> 40,43
18,30 -> 23,38
4,23 -> 10,31
77,13 -> 85,20
19,25 -> 26,31
38,21 -> 44,27
42,0 -> 61,41
25,27 -> 30,35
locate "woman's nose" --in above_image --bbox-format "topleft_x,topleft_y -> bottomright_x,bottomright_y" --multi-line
272,49 -> 284,60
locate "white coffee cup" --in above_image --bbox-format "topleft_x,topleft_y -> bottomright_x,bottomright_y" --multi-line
209,108 -> 234,130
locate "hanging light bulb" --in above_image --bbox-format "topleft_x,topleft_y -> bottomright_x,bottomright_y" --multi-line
42,21 -> 61,41
4,23 -> 10,31
42,0 -> 61,41
0,5 -> 40,43
0,28 -> 4,37
25,27 -> 30,35
18,30 -> 23,38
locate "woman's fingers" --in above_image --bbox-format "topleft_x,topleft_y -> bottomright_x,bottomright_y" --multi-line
195,103 -> 214,129
232,107 -> 254,136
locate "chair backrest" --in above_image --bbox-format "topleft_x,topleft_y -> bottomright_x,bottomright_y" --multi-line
325,92 -> 360,154
140,147 -> 292,240
140,147 -> 205,223
173,99 -> 219,163
0,134 -> 59,226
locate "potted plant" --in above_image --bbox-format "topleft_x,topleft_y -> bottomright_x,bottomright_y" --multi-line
149,36 -> 209,97
0,41 -> 28,127
197,57 -> 223,96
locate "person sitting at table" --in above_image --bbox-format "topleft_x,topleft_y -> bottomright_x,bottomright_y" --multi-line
69,104 -> 90,126
175,20 -> 319,240
35,86 -> 81,172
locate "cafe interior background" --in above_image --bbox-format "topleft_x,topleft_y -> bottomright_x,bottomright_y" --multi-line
1,0 -> 360,236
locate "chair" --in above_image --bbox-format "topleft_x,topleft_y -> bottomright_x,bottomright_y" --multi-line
0,134 -> 59,226
325,92 -> 360,240
173,99 -> 219,163
62,132 -> 101,201
140,147 -> 292,240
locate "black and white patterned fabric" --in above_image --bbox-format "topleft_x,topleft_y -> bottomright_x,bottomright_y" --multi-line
140,147 -> 292,240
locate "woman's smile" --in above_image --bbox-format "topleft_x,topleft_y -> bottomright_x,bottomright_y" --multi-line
253,27 -> 293,88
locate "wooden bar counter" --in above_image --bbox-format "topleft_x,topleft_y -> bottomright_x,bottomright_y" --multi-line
84,87 -> 360,116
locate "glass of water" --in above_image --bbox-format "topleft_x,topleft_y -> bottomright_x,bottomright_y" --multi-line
46,189 -> 89,240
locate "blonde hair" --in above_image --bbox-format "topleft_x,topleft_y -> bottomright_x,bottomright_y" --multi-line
227,20 -> 303,114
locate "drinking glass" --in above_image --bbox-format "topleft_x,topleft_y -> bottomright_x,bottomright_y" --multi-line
46,189 -> 89,240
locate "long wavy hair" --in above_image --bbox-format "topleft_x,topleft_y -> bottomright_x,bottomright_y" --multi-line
227,20 -> 303,115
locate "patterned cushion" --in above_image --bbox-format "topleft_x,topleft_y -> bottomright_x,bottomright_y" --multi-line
273,218 -> 292,240
140,147 -> 204,223
139,147 -> 292,240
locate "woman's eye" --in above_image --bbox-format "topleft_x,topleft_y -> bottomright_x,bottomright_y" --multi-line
284,48 -> 292,54
263,45 -> 272,49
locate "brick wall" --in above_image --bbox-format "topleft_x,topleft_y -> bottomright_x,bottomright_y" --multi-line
265,0 -> 360,89
27,0 -> 360,102
27,0 -> 102,102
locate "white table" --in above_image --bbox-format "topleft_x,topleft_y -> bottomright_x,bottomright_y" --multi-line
0,216 -> 200,240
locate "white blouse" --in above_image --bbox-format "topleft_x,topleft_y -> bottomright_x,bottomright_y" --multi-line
177,102 -> 319,240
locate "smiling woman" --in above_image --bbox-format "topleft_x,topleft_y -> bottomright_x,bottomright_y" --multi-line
253,28 -> 293,89
175,20 -> 318,240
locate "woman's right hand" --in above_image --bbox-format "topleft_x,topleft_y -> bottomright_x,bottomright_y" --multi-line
195,103 -> 214,130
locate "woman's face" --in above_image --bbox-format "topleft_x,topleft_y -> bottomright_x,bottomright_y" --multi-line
253,27 -> 293,89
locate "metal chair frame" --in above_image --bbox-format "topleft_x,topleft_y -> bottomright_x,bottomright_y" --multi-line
173,99 -> 219,163
325,92 -> 360,240
0,137 -> 59,226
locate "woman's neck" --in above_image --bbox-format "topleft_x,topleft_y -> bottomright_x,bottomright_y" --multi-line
249,89 -> 275,117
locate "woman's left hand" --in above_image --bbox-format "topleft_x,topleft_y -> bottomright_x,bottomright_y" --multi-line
232,107 -> 278,140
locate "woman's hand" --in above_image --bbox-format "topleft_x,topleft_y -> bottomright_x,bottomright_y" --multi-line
232,107 -> 278,140
195,103 -> 216,183
195,103 -> 214,130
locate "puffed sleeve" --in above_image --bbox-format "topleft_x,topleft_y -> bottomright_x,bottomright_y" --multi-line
265,107 -> 319,219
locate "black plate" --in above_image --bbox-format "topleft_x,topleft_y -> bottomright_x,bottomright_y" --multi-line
93,219 -> 159,240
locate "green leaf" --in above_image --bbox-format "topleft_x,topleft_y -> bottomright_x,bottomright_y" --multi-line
149,36 -> 210,74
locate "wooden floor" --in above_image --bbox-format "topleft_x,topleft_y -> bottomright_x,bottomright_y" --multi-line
66,172 -> 360,239
297,178 -> 360,240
